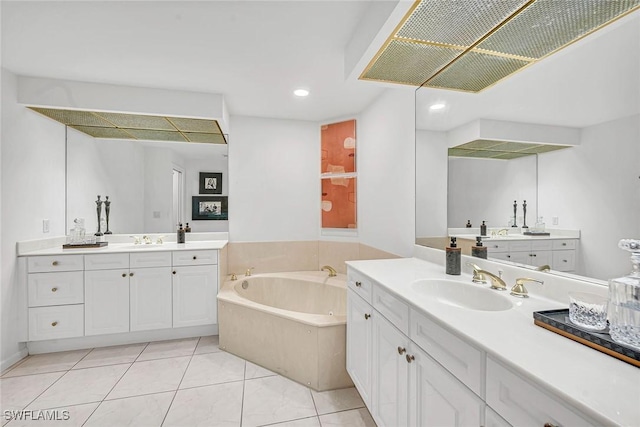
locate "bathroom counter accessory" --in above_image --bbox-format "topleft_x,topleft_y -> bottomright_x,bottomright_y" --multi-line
533,309 -> 639,368
523,231 -> 551,236
62,241 -> 108,249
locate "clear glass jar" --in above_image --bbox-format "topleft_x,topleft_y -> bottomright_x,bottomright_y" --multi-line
608,239 -> 640,349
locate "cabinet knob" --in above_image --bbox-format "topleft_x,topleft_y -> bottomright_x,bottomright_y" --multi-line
51,287 -> 58,292
563,259 -> 568,262
406,354 -> 415,363
533,254 -> 537,257
507,255 -> 511,258
52,261 -> 59,266
122,273 -> 127,278
172,271 -> 176,275
494,245 -> 499,248
562,243 -> 567,246
129,272 -> 134,277
364,313 -> 371,320
397,346 -> 406,355
193,256 -> 197,260
355,281 -> 362,287
51,321 -> 58,327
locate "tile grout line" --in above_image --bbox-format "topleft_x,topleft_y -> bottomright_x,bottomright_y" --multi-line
239,357 -> 248,427
159,337 -> 201,427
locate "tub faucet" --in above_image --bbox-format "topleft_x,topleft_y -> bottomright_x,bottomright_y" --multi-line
476,269 -> 507,291
245,267 -> 254,277
321,265 -> 337,277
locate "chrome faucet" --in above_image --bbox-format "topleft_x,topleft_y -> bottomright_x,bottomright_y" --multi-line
321,265 -> 337,277
510,278 -> 544,298
466,262 -> 487,284
476,269 -> 507,291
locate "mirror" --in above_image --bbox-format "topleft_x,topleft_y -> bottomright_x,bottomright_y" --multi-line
66,127 -> 229,235
416,12 -> 640,282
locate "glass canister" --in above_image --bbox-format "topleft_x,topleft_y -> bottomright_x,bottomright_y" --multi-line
608,239 -> 640,349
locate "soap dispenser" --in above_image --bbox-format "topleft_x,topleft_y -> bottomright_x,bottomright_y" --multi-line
480,221 -> 487,236
177,223 -> 186,244
472,236 -> 487,259
185,222 -> 192,233
465,220 -> 472,228
446,237 -> 461,275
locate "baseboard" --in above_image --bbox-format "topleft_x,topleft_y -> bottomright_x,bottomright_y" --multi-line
1,347 -> 29,373
26,324 -> 219,354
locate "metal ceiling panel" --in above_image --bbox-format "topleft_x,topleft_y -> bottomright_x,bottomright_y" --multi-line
184,132 -> 227,144
30,107 -> 113,127
169,117 -> 223,134
96,112 -> 175,131
124,129 -> 187,142
68,125 -> 133,139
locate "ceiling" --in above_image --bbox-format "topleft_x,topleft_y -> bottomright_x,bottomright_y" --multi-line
1,1 -> 398,122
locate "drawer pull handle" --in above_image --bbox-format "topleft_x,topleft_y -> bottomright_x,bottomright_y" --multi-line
563,259 -> 568,262
51,321 -> 58,327
52,261 -> 59,266
173,271 -> 176,275
51,287 -> 58,292
562,243 -> 567,246
364,313 -> 371,320
397,346 -> 406,355
193,256 -> 197,260
494,245 -> 499,248
129,272 -> 134,277
533,254 -> 537,257
355,281 -> 362,287
122,273 -> 127,278
406,354 -> 415,363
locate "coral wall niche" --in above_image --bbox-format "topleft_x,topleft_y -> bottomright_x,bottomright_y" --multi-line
321,119 -> 356,229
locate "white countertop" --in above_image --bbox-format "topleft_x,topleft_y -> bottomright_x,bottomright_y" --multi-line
346,257 -> 640,427
453,233 -> 578,241
18,240 -> 228,256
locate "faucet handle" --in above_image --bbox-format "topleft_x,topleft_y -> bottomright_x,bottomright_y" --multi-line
245,267 -> 254,277
156,235 -> 165,244
465,262 -> 486,284
230,273 -> 237,281
130,235 -> 141,245
511,277 -> 544,298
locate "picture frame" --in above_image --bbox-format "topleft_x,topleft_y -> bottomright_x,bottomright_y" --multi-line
192,196 -> 228,220
199,172 -> 223,194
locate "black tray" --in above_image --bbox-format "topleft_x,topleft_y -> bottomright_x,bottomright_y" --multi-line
62,241 -> 108,249
533,309 -> 639,368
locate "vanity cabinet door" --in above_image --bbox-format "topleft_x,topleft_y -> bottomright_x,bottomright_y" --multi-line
347,288 -> 373,407
85,269 -> 130,335
130,267 -> 172,331
371,310 -> 410,427
409,344 -> 484,427
172,265 -> 218,327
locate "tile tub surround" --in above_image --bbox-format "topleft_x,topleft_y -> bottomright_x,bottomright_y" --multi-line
348,252 -> 640,426
218,271 -> 352,391
0,336 -> 370,427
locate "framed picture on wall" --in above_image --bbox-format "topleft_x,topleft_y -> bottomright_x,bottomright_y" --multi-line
199,172 -> 223,194
192,196 -> 228,220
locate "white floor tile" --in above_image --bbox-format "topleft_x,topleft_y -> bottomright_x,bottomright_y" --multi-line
262,416 -> 321,427
245,361 -> 276,380
84,392 -> 173,427
194,335 -> 221,355
106,356 -> 189,400
5,402 -> 99,427
2,350 -> 90,378
73,343 -> 147,369
318,408 -> 376,427
311,387 -> 364,415
28,364 -> 129,410
0,372 -> 64,413
137,338 -> 198,361
163,382 -> 243,427
242,376 -> 316,427
180,352 -> 245,389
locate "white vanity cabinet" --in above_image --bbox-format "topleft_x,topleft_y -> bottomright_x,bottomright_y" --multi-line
346,288 -> 373,407
85,268 -> 131,336
486,238 -> 577,272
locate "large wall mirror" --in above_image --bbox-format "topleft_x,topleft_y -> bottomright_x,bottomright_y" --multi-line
415,11 -> 639,283
66,128 -> 229,235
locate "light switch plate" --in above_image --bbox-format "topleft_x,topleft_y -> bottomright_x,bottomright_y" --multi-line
42,219 -> 50,233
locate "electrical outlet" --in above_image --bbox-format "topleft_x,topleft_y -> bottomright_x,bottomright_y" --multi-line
552,216 -> 559,225
43,219 -> 50,233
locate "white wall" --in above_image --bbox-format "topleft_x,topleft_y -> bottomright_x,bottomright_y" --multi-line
142,146 -> 178,233
1,69 -> 66,368
358,88 -> 415,257
228,116 -> 319,242
448,155 -> 537,229
538,114 -> 640,280
416,129 -> 448,237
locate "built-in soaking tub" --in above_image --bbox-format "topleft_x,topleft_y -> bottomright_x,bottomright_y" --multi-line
217,271 -> 352,391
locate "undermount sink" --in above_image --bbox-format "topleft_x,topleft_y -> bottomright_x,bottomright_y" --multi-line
411,279 -> 513,312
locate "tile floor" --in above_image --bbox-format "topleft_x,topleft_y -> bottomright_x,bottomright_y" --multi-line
0,336 -> 376,427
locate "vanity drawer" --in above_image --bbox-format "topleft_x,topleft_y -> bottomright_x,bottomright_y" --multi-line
172,250 -> 218,266
553,250 -> 576,272
508,240 -> 531,252
531,240 -> 553,251
486,357 -> 597,427
28,255 -> 83,273
347,267 -> 373,304
28,272 -> 84,307
28,305 -> 84,341
410,308 -> 484,397
85,253 -> 129,270
486,241 -> 509,253
553,239 -> 577,250
130,251 -> 172,268
372,284 -> 409,335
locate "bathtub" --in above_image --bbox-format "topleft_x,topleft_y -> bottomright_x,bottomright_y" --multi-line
217,271 -> 352,391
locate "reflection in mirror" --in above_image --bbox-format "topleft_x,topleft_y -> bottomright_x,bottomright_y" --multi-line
67,128 -> 228,235
416,11 -> 640,282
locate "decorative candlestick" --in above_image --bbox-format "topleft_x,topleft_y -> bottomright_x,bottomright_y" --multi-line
104,196 -> 112,234
522,200 -> 529,229
95,195 -> 104,236
512,200 -> 518,227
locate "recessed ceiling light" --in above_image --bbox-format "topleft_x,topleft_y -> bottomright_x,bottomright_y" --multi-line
429,103 -> 446,111
294,89 -> 309,97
